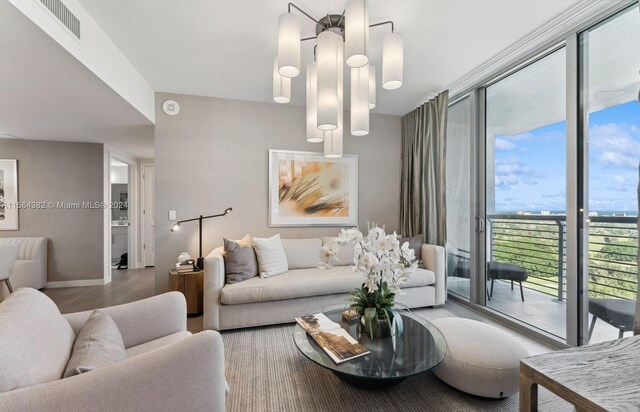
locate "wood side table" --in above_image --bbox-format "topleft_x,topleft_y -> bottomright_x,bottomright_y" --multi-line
169,269 -> 204,316
520,334 -> 640,411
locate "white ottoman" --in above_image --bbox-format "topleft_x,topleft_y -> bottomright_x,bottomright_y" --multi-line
431,318 -> 529,399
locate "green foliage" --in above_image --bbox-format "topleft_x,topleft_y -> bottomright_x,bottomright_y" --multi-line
349,281 -> 405,338
491,219 -> 637,300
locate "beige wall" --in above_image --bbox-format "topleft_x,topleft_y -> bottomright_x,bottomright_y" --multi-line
154,93 -> 402,293
0,139 -> 104,282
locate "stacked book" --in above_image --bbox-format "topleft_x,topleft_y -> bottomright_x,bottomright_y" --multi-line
175,262 -> 194,273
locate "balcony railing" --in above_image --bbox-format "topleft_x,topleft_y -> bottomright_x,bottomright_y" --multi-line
487,214 -> 638,301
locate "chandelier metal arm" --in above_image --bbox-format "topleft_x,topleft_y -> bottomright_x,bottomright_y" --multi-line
287,3 -> 324,27
369,20 -> 394,33
336,10 -> 345,28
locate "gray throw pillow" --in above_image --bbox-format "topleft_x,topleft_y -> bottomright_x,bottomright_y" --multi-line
63,309 -> 126,378
400,235 -> 423,264
224,237 -> 258,284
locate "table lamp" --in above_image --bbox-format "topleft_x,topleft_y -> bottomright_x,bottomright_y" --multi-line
170,207 -> 232,270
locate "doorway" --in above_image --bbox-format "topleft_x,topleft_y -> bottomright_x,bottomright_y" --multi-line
110,159 -> 130,271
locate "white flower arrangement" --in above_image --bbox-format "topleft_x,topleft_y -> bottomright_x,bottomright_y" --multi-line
320,225 -> 418,338
320,226 -> 418,294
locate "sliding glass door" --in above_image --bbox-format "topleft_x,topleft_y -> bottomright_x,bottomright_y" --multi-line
484,48 -> 568,339
580,5 -> 640,344
446,97 -> 472,299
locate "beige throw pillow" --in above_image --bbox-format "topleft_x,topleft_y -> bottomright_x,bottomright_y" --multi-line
64,309 -> 126,378
253,234 -> 289,278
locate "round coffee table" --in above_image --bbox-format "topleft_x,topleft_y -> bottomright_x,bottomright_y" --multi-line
293,306 -> 447,388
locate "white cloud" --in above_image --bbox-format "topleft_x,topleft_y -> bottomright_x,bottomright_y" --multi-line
494,138 -> 516,151
494,157 -> 542,189
590,123 -> 640,169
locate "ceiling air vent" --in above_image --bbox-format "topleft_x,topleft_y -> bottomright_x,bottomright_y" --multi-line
39,0 -> 80,39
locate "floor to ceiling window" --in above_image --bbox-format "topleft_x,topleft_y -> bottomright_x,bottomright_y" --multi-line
446,3 -> 639,346
580,4 -> 639,343
446,97 -> 472,299
485,47 -> 568,339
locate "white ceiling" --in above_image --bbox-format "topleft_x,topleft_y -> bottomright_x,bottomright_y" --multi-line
0,1 -> 154,159
77,0 -> 582,116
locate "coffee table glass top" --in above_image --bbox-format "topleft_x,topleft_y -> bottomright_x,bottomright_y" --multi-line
293,306 -> 447,381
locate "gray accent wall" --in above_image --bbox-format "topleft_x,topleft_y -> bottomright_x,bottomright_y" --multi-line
0,139 -> 104,282
155,93 -> 402,293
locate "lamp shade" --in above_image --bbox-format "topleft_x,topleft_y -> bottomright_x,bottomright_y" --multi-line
273,56 -> 291,103
345,0 -> 369,68
306,62 -> 323,143
317,31 -> 342,131
325,40 -> 344,158
350,64 -> 369,136
278,13 -> 301,78
382,32 -> 403,90
368,64 -> 376,109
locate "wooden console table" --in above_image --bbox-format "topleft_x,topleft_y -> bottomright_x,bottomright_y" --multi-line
520,334 -> 640,411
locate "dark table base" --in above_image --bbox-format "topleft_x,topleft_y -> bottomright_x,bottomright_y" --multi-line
332,370 -> 407,389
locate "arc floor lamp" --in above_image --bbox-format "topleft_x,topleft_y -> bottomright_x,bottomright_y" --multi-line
171,207 -> 232,270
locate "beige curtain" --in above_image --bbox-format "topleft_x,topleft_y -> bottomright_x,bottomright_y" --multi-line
400,90 -> 449,246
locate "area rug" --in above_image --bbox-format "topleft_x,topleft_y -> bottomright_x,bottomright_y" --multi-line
187,308 -> 572,412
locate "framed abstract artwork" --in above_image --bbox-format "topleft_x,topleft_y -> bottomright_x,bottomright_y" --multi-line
0,159 -> 18,230
269,150 -> 358,227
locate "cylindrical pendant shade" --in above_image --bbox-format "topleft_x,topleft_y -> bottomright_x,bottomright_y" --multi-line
382,32 -> 403,90
278,13 -> 301,78
368,64 -> 376,109
325,40 -> 344,158
317,31 -> 342,131
345,0 -> 369,68
306,62 -> 323,143
350,65 -> 369,136
273,56 -> 291,103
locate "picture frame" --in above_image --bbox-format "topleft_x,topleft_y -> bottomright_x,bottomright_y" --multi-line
269,149 -> 358,227
0,159 -> 18,230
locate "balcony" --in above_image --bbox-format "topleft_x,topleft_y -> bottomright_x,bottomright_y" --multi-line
447,214 -> 638,343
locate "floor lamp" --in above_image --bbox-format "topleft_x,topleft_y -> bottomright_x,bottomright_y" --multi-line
170,207 -> 232,270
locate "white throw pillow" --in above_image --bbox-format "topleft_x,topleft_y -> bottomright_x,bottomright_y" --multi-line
253,234 -> 289,278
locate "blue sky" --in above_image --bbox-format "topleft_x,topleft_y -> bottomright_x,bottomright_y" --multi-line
494,101 -> 640,214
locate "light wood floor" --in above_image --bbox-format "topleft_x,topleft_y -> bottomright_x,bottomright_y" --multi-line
43,267 -> 155,314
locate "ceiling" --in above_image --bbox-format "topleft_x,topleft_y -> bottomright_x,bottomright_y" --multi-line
0,1 -> 154,158
77,0 -> 582,116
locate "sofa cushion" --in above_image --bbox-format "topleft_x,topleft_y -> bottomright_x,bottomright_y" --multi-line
64,309 -> 126,378
400,235 -> 423,264
223,236 -> 258,284
0,288 -> 76,393
322,237 -> 355,266
253,234 -> 288,278
281,238 -> 322,269
221,266 -> 435,305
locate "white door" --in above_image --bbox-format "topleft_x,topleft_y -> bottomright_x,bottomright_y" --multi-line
143,165 -> 155,266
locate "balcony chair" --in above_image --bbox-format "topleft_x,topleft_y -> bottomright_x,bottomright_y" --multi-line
588,297 -> 635,340
488,261 -> 529,302
0,244 -> 19,297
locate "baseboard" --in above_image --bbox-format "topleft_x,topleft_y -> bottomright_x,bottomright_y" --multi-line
46,279 -> 107,288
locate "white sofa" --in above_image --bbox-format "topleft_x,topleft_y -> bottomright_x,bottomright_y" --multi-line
0,288 -> 227,412
203,237 -> 446,331
0,237 -> 47,300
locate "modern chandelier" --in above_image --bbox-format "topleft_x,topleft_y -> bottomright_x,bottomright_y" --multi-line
272,1 -> 403,158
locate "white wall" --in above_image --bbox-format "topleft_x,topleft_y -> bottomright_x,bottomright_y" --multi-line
154,93 -> 402,293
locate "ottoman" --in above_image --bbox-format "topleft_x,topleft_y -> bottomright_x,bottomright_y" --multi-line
431,318 -> 529,399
